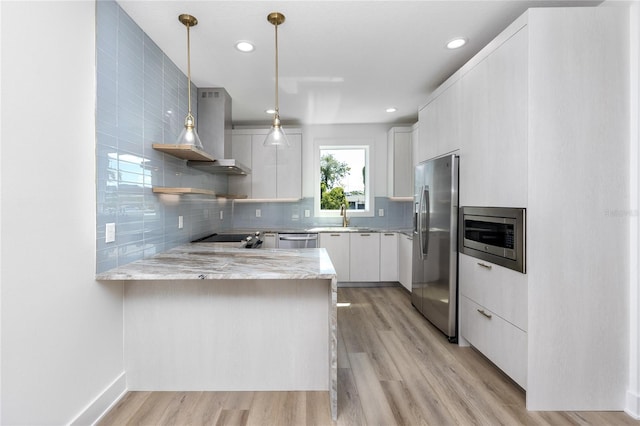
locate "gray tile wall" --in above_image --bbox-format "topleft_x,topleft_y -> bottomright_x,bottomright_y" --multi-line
96,0 -> 229,273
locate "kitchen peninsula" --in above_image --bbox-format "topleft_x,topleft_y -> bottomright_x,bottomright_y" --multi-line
97,245 -> 337,420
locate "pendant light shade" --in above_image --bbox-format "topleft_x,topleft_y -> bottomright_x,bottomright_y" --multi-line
176,14 -> 204,150
264,12 -> 290,147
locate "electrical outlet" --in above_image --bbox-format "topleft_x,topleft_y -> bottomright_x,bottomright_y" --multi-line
178,215 -> 184,229
105,223 -> 115,243
304,209 -> 310,218
256,209 -> 261,218
378,209 -> 385,217
220,211 -> 224,220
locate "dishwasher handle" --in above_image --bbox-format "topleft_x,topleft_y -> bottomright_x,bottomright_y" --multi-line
278,235 -> 318,241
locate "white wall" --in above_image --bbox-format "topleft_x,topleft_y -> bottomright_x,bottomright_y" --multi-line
627,0 -> 640,419
301,123 -> 393,199
1,2 -> 125,424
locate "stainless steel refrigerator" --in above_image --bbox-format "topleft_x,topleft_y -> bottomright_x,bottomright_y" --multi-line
411,154 -> 459,342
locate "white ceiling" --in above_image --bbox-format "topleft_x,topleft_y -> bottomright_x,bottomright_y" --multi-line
118,0 -> 602,127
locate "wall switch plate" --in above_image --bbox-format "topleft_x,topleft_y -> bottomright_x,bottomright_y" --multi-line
105,223 -> 115,243
256,209 -> 261,218
304,209 -> 310,217
178,215 -> 184,229
220,211 -> 224,220
379,209 -> 385,217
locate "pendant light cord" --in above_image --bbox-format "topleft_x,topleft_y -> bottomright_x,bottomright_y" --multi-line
186,23 -> 193,118
274,21 -> 279,118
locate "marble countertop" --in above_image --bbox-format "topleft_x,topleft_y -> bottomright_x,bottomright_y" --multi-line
96,244 -> 337,281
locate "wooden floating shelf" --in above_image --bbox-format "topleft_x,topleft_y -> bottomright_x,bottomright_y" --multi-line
152,144 -> 216,162
152,187 -> 247,199
152,187 -> 216,196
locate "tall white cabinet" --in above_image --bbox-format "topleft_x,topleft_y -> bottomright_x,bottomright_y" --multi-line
387,127 -> 414,198
419,7 -> 629,410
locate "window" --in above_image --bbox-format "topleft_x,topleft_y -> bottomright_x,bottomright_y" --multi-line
317,145 -> 371,216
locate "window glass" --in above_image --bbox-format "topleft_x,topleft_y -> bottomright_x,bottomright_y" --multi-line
319,146 -> 368,212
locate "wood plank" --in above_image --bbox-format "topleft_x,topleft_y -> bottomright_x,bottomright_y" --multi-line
152,143 -> 216,161
336,368 -> 366,426
349,352 -> 397,425
97,391 -> 152,425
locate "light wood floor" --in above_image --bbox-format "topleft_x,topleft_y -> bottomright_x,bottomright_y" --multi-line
99,286 -> 638,426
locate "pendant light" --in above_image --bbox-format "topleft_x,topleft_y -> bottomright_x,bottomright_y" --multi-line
175,14 -> 204,150
264,12 -> 290,147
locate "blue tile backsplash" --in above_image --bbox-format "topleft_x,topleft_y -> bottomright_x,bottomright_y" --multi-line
95,0 -> 411,273
96,0 -> 229,273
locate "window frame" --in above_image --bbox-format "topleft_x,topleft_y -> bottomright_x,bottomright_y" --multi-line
315,143 -> 373,218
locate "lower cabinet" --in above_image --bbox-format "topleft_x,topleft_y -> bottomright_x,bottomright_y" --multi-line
398,234 -> 413,291
262,232 -> 278,249
350,232 -> 381,282
460,296 -> 527,389
318,233 -> 350,281
458,253 -> 528,389
319,231 -> 401,283
379,233 -> 398,281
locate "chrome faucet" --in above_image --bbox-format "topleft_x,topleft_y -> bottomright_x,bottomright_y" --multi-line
340,202 -> 350,227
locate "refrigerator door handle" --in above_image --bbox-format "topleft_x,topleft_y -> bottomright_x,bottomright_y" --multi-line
420,186 -> 430,259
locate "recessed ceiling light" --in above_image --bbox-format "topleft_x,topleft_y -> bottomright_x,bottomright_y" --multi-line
386,107 -> 397,113
446,37 -> 467,49
235,41 -> 255,52
265,108 -> 276,114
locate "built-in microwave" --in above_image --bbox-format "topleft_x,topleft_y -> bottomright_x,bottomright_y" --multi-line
459,206 -> 526,273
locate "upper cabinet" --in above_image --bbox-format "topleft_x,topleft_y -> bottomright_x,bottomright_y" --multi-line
417,81 -> 461,163
387,126 -> 414,199
230,128 -> 302,200
460,26 -> 528,207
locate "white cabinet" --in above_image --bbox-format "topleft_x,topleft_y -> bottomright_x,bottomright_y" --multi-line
318,233 -> 350,281
423,7 -> 628,409
458,253 -> 528,389
387,127 -> 413,198
459,27 -> 527,207
379,233 -> 398,282
230,129 -> 302,200
349,233 -> 380,282
417,81 -> 461,162
460,296 -> 527,389
398,234 -> 413,291
261,232 -> 277,249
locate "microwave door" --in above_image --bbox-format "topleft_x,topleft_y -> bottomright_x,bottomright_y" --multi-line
419,185 -> 430,260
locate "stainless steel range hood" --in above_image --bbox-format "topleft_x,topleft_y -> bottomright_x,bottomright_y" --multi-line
187,88 -> 250,175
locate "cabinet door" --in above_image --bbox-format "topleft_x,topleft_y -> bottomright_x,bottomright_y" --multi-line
460,296 -> 527,389
262,233 -> 277,248
251,135 -> 277,199
460,56 -> 490,206
418,101 -> 437,162
349,233 -> 380,282
398,234 -> 413,291
418,82 -> 461,161
318,233 -> 350,281
276,132 -> 302,199
387,128 -> 413,198
379,233 -> 399,281
486,27 -> 527,207
229,133 -> 252,198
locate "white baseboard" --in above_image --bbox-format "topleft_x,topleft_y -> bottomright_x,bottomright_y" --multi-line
69,372 -> 127,426
625,389 -> 640,420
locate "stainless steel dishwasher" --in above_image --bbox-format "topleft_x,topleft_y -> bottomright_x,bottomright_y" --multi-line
277,233 -> 318,248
